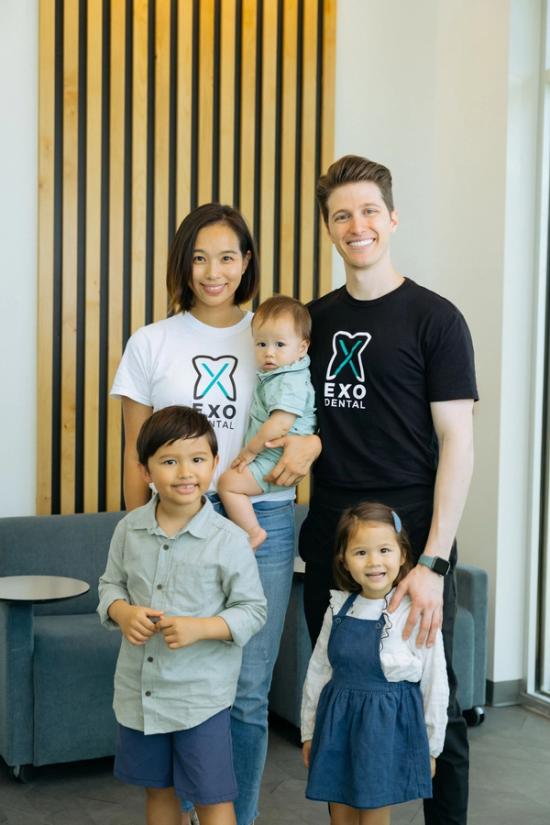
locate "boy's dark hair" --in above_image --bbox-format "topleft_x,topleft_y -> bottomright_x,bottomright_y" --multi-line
316,155 -> 394,224
166,203 -> 260,315
252,294 -> 311,340
137,406 -> 218,466
333,501 -> 413,593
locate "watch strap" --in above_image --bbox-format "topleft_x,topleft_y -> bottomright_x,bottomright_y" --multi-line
417,554 -> 450,576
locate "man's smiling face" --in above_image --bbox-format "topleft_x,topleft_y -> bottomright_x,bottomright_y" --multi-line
326,181 -> 398,274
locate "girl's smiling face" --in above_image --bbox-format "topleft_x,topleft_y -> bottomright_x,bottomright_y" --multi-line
344,521 -> 405,600
190,222 -> 251,314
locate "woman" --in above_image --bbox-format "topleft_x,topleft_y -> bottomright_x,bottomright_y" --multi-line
111,203 -> 320,825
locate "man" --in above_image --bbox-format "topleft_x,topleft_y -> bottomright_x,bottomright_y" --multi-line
299,155 -> 477,825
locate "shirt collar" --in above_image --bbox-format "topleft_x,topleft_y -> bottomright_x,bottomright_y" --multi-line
257,353 -> 310,382
126,494 -> 214,540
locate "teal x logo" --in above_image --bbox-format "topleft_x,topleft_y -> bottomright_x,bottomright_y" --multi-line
326,331 -> 371,382
192,356 -> 238,401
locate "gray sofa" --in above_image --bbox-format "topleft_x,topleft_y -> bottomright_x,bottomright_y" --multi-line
0,511 -> 124,776
0,503 -> 487,778
269,504 -> 488,730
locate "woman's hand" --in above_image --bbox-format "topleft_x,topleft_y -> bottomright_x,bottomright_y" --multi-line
121,397 -> 154,510
431,756 -> 436,777
302,740 -> 312,768
263,434 -> 322,487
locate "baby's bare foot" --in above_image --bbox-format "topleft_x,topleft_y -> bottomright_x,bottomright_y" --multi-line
249,527 -> 267,550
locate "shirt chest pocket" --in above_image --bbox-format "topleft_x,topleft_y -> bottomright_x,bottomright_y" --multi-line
167,563 -> 222,615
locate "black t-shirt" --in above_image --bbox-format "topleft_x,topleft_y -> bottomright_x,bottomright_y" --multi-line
308,278 -> 478,492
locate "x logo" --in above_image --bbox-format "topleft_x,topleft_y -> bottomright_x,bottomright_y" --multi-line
326,331 -> 371,382
192,356 -> 238,401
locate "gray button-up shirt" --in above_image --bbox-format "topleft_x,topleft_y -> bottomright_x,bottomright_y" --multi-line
98,496 -> 267,734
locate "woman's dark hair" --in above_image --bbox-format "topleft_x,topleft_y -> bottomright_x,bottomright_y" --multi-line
166,203 -> 259,314
137,405 -> 218,467
333,501 -> 413,593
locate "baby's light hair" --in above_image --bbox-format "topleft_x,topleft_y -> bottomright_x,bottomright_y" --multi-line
252,294 -> 311,341
333,501 -> 413,593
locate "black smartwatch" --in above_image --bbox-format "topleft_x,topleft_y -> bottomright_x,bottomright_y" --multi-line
417,554 -> 450,576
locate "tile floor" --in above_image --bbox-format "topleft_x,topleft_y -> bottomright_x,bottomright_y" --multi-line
0,705 -> 549,824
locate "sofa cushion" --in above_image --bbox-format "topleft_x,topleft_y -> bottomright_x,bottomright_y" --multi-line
32,613 -> 120,765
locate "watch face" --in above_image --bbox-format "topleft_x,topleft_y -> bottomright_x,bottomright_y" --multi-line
432,557 -> 450,575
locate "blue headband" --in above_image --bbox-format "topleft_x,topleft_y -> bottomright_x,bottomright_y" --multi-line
391,510 -> 402,534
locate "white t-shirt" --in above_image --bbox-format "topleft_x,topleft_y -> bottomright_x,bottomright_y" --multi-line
111,311 -> 292,498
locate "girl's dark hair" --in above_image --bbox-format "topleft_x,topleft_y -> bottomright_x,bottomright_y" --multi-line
166,203 -> 259,315
137,405 -> 218,467
333,501 -> 413,593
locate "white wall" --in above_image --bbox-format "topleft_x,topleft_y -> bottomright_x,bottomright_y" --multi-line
333,0 -> 543,684
0,1 -> 38,517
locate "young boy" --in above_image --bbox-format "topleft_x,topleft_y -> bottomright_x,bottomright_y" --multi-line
217,295 -> 316,548
98,405 -> 267,825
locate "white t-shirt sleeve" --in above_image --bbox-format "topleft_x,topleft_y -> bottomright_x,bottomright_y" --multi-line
110,328 -> 153,406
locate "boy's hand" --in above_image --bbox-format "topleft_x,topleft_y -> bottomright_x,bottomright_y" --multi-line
431,756 -> 436,777
231,447 -> 257,472
108,600 -> 164,645
302,740 -> 312,768
157,616 -> 204,649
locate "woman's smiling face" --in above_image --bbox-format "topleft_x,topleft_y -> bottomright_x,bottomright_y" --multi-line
190,222 -> 251,313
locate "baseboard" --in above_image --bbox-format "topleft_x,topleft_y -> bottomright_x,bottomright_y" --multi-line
485,678 -> 524,706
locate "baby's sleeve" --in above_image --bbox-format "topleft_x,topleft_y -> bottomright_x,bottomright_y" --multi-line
262,372 -> 309,418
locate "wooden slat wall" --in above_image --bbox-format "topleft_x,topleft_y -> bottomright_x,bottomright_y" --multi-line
37,0 -> 336,514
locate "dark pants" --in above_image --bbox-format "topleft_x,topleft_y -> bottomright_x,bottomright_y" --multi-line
300,484 -> 469,825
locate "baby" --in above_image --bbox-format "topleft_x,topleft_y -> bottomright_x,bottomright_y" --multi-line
218,295 -> 316,547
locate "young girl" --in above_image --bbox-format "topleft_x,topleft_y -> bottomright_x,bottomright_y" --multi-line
301,502 -> 449,825
218,295 -> 316,548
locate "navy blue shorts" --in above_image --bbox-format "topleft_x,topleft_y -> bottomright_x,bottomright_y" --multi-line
114,708 -> 237,806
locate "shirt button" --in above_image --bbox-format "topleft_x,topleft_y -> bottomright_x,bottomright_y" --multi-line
335,618 -> 341,624
163,544 -> 169,550
145,691 -> 151,697
157,584 -> 163,590
147,657 -> 153,663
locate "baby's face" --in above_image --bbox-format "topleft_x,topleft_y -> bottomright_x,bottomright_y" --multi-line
253,314 -> 308,371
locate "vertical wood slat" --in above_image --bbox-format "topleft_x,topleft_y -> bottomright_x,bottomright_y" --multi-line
60,1 -> 79,514
279,0 -> 298,296
258,0 -> 277,302
298,0 -> 317,305
176,0 -> 193,226
37,1 -> 56,515
319,0 -> 336,298
218,0 -> 236,205
105,0 -> 126,510
153,0 -> 171,322
38,0 -> 335,514
239,0 -> 257,233
198,0 -> 215,204
83,0 -> 103,512
131,0 -> 149,334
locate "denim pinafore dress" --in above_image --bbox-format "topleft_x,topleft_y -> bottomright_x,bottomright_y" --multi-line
306,592 -> 433,809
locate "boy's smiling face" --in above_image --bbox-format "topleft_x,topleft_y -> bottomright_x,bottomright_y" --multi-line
141,435 -> 218,515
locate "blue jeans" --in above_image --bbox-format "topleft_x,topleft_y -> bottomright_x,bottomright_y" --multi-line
211,496 -> 295,825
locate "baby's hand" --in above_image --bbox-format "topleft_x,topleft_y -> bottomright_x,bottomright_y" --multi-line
157,616 -> 203,649
231,447 -> 256,472
302,740 -> 312,768
431,756 -> 436,777
110,602 -> 164,645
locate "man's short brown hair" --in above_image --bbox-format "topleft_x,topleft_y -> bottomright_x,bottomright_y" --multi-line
252,295 -> 311,341
317,155 -> 394,224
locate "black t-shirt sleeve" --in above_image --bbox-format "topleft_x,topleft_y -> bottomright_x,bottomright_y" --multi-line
423,306 -> 478,402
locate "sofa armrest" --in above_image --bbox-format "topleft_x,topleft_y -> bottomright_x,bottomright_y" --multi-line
0,602 -> 35,767
455,563 -> 488,705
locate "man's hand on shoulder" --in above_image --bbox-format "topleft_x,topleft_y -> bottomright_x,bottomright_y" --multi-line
388,564 -> 443,648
